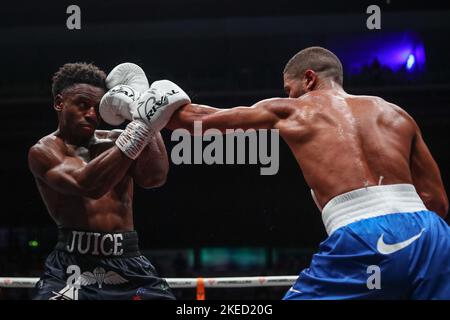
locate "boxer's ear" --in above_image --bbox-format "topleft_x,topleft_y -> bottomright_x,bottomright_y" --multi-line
54,94 -> 63,111
304,69 -> 318,92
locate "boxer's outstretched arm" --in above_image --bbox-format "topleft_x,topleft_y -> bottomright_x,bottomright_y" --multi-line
410,128 -> 448,218
131,132 -> 169,189
28,139 -> 133,199
167,99 -> 290,133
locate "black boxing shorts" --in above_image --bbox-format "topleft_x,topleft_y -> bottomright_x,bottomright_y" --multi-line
33,229 -> 175,300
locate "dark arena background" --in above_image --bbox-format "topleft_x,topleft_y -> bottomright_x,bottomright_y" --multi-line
0,0 -> 449,301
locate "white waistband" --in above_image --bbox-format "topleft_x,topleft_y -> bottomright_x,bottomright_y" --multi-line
322,184 -> 427,235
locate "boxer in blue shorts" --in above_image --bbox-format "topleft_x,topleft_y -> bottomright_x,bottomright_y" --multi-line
163,46 -> 449,299
28,62 -> 190,299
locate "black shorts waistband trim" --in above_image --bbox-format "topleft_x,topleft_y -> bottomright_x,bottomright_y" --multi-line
55,229 -> 140,258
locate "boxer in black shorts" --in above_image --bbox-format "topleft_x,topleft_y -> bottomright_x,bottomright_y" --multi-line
28,62 -> 188,300
35,229 -> 171,300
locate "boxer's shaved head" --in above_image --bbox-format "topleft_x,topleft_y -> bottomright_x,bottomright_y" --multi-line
52,62 -> 107,99
284,47 -> 343,86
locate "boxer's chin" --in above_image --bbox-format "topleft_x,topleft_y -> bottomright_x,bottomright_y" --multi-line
78,124 -> 96,136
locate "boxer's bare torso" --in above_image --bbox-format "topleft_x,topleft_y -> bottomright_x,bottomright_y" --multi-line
30,131 -> 134,231
28,83 -> 169,233
273,89 -> 417,207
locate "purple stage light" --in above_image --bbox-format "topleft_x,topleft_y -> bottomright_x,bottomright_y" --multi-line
329,31 -> 426,74
406,54 -> 415,70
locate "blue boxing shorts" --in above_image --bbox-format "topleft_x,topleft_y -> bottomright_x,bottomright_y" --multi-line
284,184 -> 450,300
33,229 -> 175,300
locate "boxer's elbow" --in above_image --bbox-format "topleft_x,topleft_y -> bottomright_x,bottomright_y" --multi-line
437,197 -> 449,219
147,173 -> 167,188
136,172 -> 168,189
77,180 -> 109,199
423,194 -> 448,219
434,204 -> 448,219
434,192 -> 448,218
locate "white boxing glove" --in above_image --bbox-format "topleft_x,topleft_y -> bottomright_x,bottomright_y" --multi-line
133,80 -> 191,132
105,63 -> 149,92
99,85 -> 138,125
100,80 -> 190,159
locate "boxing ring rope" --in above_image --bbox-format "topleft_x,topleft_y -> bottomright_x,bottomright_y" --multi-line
0,276 -> 297,299
0,275 -> 297,288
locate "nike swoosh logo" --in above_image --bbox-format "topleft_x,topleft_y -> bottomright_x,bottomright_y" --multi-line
377,228 -> 425,255
289,287 -> 302,294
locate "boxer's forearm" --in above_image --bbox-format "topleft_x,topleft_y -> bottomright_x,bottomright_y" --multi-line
167,100 -> 280,133
73,147 -> 134,198
74,120 -> 157,197
30,141 -> 133,199
166,103 -> 220,133
132,133 -> 169,188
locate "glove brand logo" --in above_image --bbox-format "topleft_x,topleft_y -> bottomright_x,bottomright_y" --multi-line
138,90 -> 179,121
111,85 -> 137,100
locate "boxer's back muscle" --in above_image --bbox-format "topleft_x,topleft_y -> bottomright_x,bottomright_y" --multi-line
278,91 -> 416,207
